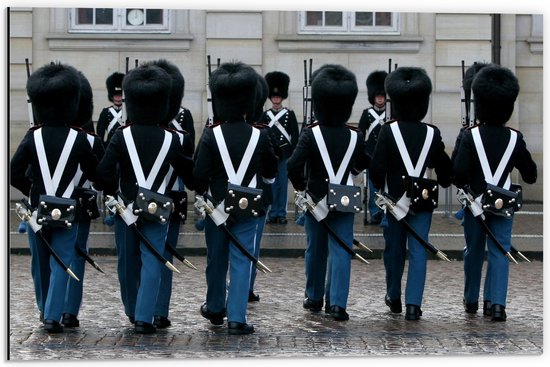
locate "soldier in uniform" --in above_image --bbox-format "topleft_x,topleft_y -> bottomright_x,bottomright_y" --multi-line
96,72 -> 125,147
62,71 -> 105,328
95,64 -> 194,334
358,70 -> 388,225
370,67 -> 452,320
143,59 -> 195,329
194,61 -> 278,335
287,64 -> 369,321
11,62 -> 99,333
260,71 -> 299,225
453,64 -> 537,321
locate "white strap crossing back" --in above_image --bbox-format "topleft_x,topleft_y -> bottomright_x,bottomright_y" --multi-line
390,122 -> 433,178
367,108 -> 386,136
471,126 -> 516,189
311,125 -> 357,185
267,109 -> 291,143
213,125 -> 260,188
170,107 -> 185,131
123,127 -> 172,194
34,128 -> 78,198
63,133 -> 95,196
106,107 -> 123,139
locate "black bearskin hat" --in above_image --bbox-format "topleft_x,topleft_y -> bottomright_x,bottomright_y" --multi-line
311,64 -> 358,126
74,71 -> 95,133
265,71 -> 290,99
366,70 -> 388,105
209,61 -> 258,121
143,59 -> 185,125
247,74 -> 269,123
385,67 -> 432,121
471,64 -> 519,125
26,62 -> 81,126
463,62 -> 488,102
106,72 -> 124,102
122,64 -> 172,125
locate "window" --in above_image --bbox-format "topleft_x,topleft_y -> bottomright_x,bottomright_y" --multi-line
69,8 -> 169,33
299,11 -> 399,34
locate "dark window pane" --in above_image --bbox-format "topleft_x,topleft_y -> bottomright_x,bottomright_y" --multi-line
355,12 -> 373,26
306,11 -> 322,26
325,11 -> 342,26
95,8 -> 113,25
76,8 -> 93,24
146,9 -> 163,24
375,12 -> 392,26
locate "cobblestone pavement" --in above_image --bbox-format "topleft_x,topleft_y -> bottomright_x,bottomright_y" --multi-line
8,254 -> 543,361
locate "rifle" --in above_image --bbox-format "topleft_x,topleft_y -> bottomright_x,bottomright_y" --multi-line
385,58 -> 395,121
25,58 -> 35,128
460,60 -> 477,128
301,59 -> 313,132
206,55 -> 216,126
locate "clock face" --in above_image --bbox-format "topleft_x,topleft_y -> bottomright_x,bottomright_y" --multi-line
127,9 -> 145,26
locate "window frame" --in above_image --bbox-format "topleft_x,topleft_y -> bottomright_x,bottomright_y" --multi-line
69,8 -> 170,33
299,11 -> 400,35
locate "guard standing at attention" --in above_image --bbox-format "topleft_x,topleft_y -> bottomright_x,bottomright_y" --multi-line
358,70 -> 388,225
144,59 -> 195,329
287,64 -> 369,321
194,61 -> 278,335
452,64 -> 537,321
95,64 -> 195,334
260,71 -> 299,225
10,62 -> 99,333
62,70 -> 105,328
369,67 -> 452,320
96,72 -> 125,147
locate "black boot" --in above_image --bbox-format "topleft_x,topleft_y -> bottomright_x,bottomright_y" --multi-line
405,304 -> 422,320
463,299 -> 479,314
491,304 -> 507,321
385,294 -> 402,313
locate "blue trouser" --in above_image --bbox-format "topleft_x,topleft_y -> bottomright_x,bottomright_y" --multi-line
383,211 -> 432,307
249,214 -> 265,292
114,216 -> 141,319
115,218 -> 169,324
28,224 -> 79,323
204,216 -> 257,324
155,217 -> 180,318
304,211 -> 354,309
463,209 -> 513,307
367,175 -> 381,219
268,158 -> 289,219
64,220 -> 91,316
26,223 -> 51,315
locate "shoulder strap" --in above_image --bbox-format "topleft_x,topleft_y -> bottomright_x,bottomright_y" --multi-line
367,108 -> 386,136
390,122 -> 433,178
64,133 -> 96,195
267,109 -> 292,143
123,127 -> 172,194
471,126 -> 517,188
213,125 -> 260,187
107,107 -> 122,133
311,125 -> 357,185
34,128 -> 78,197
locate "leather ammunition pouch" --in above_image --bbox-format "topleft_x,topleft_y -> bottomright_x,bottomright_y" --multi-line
406,177 -> 439,213
73,187 -> 100,221
133,187 -> 173,224
224,183 -> 263,218
36,195 -> 76,228
167,190 -> 188,222
482,183 -> 522,217
327,183 -> 362,213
